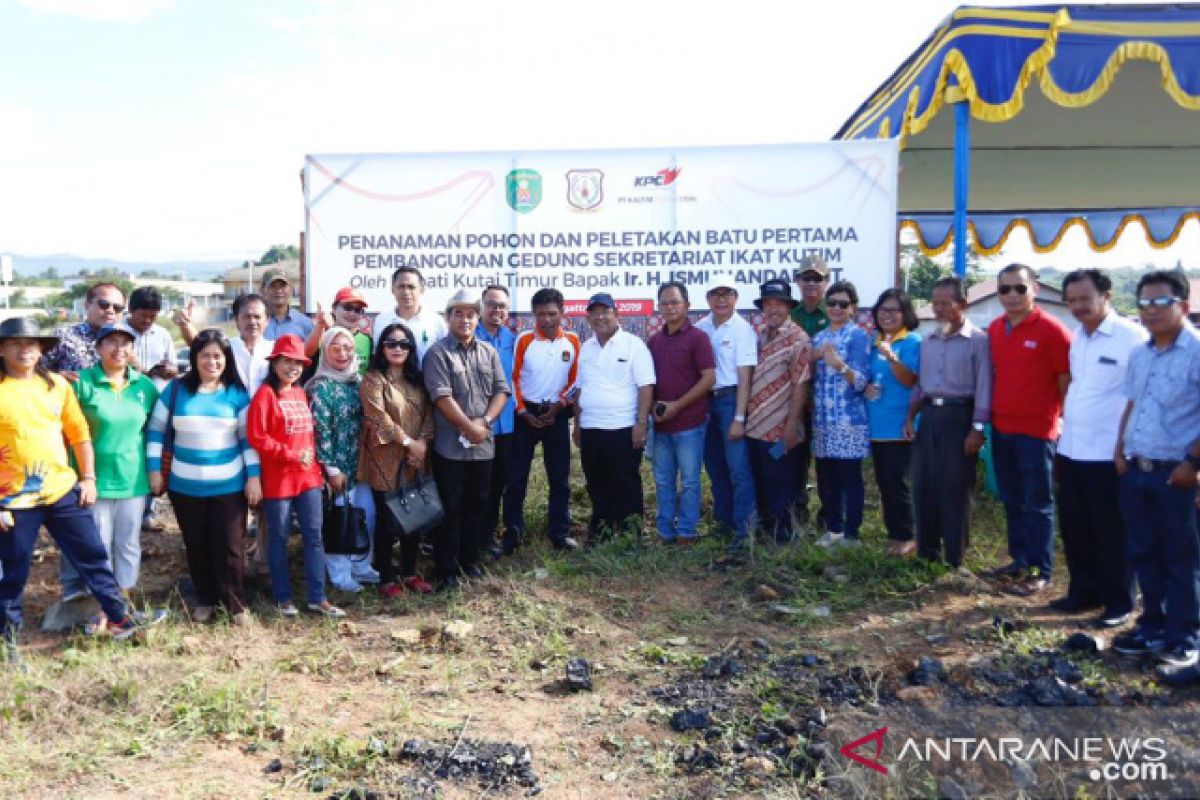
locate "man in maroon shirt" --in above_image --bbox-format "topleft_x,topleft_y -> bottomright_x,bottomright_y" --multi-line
986,264 -> 1071,596
647,282 -> 716,543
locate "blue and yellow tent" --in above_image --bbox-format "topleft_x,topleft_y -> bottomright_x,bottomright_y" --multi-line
835,4 -> 1200,268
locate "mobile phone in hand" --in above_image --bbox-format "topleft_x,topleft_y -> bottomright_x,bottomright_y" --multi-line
654,402 -> 667,418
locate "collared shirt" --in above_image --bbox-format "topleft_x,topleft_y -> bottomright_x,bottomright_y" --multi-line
45,321 -> 101,373
1059,313 -> 1148,461
130,321 -> 177,390
265,307 -> 315,341
811,324 -> 871,459
988,306 -> 1071,440
230,335 -> 273,396
73,365 -> 159,498
373,305 -> 448,366
1123,323 -> 1200,461
647,319 -> 716,434
577,329 -> 656,430
423,334 -> 511,461
695,312 -> 758,389
912,320 -> 992,424
746,319 -> 810,443
0,373 -> 91,509
866,329 -> 922,441
476,322 -> 516,435
790,302 -> 830,339
512,327 -> 581,411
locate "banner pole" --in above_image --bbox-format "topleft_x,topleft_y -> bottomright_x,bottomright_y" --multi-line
949,85 -> 970,279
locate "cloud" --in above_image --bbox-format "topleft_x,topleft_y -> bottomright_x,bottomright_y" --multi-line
17,0 -> 174,23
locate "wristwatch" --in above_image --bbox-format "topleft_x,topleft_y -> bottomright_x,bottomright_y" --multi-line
734,415 -> 746,423
972,422 -> 986,433
401,435 -> 413,448
840,365 -> 852,376
483,415 -> 494,427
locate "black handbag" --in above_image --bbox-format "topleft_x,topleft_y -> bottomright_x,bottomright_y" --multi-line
322,489 -> 371,556
383,467 -> 444,537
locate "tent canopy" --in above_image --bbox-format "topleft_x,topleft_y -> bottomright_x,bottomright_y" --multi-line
835,4 -> 1200,255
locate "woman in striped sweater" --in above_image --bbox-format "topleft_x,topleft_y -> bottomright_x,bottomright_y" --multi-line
147,329 -> 261,625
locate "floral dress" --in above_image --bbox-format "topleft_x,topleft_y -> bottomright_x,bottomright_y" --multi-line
811,324 -> 871,459
306,376 -> 363,490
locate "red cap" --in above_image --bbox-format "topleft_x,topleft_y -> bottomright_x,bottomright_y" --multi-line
266,334 -> 312,365
333,287 -> 368,308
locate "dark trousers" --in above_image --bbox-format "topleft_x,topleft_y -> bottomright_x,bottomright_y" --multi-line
792,405 -> 821,525
748,437 -> 800,543
992,430 -> 1055,576
1056,455 -> 1135,615
482,432 -> 512,544
0,486 -> 128,637
371,490 -> 421,585
170,490 -> 248,614
1120,464 -> 1200,650
871,441 -> 915,542
579,427 -> 644,540
816,458 -> 865,538
913,404 -> 975,566
433,454 -> 492,579
504,413 -> 571,543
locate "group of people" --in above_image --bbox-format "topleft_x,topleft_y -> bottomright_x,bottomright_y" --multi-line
1,260 -> 1198,687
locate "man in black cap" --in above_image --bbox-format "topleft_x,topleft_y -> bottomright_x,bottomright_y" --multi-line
573,293 -> 656,542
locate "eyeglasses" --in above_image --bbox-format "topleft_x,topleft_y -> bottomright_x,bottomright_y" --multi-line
826,299 -> 853,309
1137,295 -> 1182,309
707,289 -> 735,299
997,284 -> 1029,296
799,274 -> 825,284
94,299 -> 126,312
339,305 -> 366,314
483,301 -> 509,310
382,339 -> 414,350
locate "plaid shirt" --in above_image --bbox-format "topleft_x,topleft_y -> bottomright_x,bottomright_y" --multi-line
45,322 -> 100,373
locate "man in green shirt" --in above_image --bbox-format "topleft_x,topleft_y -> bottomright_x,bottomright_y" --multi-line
789,255 -> 830,527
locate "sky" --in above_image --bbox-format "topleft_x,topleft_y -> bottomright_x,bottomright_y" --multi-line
0,0 -> 1195,269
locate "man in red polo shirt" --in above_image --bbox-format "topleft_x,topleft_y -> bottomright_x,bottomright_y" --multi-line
986,264 -> 1071,596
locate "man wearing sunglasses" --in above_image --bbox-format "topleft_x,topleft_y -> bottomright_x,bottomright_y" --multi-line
1113,271 -> 1200,683
789,255 -> 830,528
985,264 -> 1071,598
45,282 -> 126,382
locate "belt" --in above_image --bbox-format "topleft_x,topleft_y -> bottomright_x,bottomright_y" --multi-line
1129,456 -> 1180,473
710,386 -> 737,399
923,396 -> 973,408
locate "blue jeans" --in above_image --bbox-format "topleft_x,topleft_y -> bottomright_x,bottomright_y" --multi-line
652,423 -> 706,541
815,458 -> 865,538
262,487 -> 327,605
991,430 -> 1055,576
2,486 -> 128,637
704,392 -> 757,541
1120,464 -> 1200,650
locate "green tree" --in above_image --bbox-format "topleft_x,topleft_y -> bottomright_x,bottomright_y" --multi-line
258,244 -> 299,265
901,243 -> 983,301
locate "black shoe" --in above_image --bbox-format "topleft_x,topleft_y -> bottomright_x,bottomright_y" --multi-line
1005,576 -> 1049,597
436,575 -> 461,593
1093,611 -> 1132,629
1048,596 -> 1099,614
985,562 -> 1024,581
1157,662 -> 1200,686
501,529 -> 521,555
462,564 -> 485,580
1113,630 -> 1166,656
487,544 -> 506,561
551,536 -> 580,551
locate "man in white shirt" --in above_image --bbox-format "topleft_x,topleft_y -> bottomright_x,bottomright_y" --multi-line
1054,269 -> 1148,627
127,286 -> 178,391
229,294 -> 273,396
573,293 -> 656,542
372,266 -> 448,366
695,280 -> 758,544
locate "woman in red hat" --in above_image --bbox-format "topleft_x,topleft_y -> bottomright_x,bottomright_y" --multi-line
306,287 -> 372,376
247,334 -> 344,618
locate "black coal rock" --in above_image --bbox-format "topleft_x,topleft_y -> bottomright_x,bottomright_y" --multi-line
670,707 -> 712,732
565,657 -> 592,692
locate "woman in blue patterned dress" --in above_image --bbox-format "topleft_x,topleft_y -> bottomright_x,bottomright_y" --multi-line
811,280 -> 871,547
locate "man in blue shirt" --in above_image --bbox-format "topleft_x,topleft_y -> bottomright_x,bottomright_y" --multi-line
1112,271 -> 1200,683
475,285 -> 517,558
261,269 -> 314,340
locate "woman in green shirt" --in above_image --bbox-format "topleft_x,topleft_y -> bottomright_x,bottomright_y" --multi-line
66,323 -> 159,595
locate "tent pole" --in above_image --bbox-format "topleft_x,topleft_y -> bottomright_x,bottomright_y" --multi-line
949,85 -> 969,279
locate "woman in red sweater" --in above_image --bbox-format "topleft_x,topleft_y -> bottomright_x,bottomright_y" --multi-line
248,335 -> 344,618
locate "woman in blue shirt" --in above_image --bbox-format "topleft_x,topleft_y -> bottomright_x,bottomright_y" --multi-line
812,281 -> 872,547
865,289 -> 921,556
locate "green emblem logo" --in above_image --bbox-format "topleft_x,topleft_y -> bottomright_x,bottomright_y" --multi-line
505,169 -> 542,214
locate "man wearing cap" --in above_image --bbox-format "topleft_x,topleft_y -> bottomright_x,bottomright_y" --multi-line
45,281 -> 126,380
647,281 -> 716,544
790,256 -> 831,525
695,279 -> 758,545
374,266 -> 448,366
475,285 -> 517,557
307,287 -> 373,376
745,280 -> 811,544
261,269 -> 315,341
423,290 -> 511,590
504,287 -> 582,552
573,293 -> 656,542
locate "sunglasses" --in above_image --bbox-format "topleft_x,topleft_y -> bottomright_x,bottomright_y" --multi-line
799,274 -> 825,284
94,299 -> 126,312
1137,295 -> 1182,309
339,304 -> 366,314
826,299 -> 853,309
997,284 -> 1029,296
382,339 -> 414,350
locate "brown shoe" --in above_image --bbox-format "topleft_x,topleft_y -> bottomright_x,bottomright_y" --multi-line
1005,577 -> 1049,597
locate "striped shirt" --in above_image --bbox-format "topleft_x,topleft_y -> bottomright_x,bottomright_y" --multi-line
146,381 -> 260,497
745,319 -> 811,443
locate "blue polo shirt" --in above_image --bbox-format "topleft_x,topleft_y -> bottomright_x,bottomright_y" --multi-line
1123,323 -> 1200,461
476,321 -> 516,435
265,308 -> 314,340
866,329 -> 921,441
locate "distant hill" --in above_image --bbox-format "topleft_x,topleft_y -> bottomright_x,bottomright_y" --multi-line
3,253 -> 234,280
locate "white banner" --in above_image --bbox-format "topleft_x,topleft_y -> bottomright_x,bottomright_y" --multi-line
303,141 -> 898,316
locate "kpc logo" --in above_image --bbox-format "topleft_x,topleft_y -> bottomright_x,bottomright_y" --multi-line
633,167 -> 681,188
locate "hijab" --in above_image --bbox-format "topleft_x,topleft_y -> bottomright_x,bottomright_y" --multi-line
308,326 -> 360,386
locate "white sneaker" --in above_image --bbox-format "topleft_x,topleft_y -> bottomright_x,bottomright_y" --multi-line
62,589 -> 89,603
352,567 -> 381,585
815,532 -> 844,548
332,580 -> 363,594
